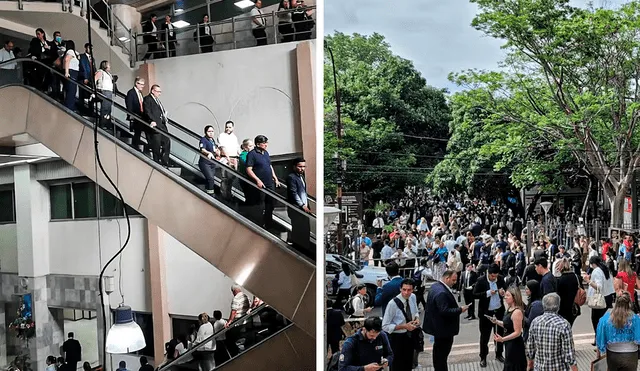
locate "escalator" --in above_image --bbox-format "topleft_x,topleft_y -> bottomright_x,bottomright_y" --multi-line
0,59 -> 315,370
158,304 -> 314,371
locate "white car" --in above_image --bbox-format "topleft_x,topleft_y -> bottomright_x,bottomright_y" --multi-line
325,254 -> 388,306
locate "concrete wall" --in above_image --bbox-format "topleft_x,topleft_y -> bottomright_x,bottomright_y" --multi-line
149,41 -> 303,156
0,225 -> 18,274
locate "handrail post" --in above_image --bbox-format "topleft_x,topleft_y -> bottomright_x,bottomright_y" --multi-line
197,26 -> 201,54
18,0 -> 23,10
272,11 -> 277,44
232,18 -> 236,49
134,32 -> 139,63
165,29 -> 169,58
129,29 -> 134,67
109,6 -> 115,45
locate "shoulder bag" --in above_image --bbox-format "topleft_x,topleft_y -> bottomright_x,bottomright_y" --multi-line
587,287 -> 606,309
392,297 -> 424,351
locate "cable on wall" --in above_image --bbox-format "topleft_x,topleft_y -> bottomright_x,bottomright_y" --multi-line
85,0 -> 132,368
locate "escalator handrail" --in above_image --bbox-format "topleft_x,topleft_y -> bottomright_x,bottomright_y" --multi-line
111,84 -> 317,205
2,58 -> 315,219
157,304 -> 288,371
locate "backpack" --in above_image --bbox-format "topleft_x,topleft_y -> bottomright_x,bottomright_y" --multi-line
343,295 -> 360,316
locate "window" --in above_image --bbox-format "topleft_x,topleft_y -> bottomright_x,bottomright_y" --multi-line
99,189 -> 139,218
0,189 -> 15,223
73,182 -> 97,218
50,181 -> 140,220
50,184 -> 72,219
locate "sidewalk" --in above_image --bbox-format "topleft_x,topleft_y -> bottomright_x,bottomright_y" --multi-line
415,341 -> 599,370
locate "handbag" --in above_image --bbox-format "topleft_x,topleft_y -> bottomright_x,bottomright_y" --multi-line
574,274 -> 586,307
587,287 -> 606,309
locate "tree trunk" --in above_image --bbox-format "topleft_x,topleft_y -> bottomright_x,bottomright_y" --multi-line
607,191 -> 627,228
526,191 -> 542,220
581,178 -> 592,219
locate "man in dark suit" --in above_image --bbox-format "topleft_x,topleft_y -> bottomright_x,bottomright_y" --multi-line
460,263 -> 478,320
62,332 -> 81,371
374,262 -> 403,314
142,14 -> 160,60
27,28 -> 52,91
473,263 -> 507,367
126,77 -> 148,152
286,157 -> 311,255
423,269 -> 468,371
78,43 -> 95,115
143,84 -> 171,166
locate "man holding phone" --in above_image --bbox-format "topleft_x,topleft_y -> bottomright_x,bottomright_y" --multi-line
382,279 -> 419,371
423,269 -> 468,371
473,264 -> 507,367
338,317 -> 393,371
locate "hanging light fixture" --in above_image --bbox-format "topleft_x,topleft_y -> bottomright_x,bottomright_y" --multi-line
105,305 -> 146,353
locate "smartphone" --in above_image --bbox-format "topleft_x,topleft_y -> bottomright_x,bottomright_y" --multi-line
484,314 -> 494,320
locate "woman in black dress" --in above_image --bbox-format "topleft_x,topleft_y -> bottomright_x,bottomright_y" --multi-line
491,285 -> 527,371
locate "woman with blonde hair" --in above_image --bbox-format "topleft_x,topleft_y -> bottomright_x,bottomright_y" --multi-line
596,292 -> 640,370
491,286 -> 527,370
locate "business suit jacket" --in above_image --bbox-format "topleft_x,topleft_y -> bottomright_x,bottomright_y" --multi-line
162,23 -> 177,43
423,281 -> 462,338
374,276 -> 403,314
78,53 -> 95,81
126,88 -> 144,119
143,95 -> 168,132
28,38 -> 49,61
460,270 -> 478,290
142,21 -> 159,43
286,173 -> 307,208
472,275 -> 507,316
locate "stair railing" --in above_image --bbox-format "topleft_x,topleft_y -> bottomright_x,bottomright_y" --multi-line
86,0 -> 135,67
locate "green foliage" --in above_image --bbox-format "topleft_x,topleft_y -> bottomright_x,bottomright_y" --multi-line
430,0 -> 640,224
324,32 -> 451,206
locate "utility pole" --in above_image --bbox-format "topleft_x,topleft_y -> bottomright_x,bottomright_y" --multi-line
327,45 -> 345,255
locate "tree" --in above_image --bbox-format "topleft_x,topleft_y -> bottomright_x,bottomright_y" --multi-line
443,0 -> 640,226
324,32 -> 451,206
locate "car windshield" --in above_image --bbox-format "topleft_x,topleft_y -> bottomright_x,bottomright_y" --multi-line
331,254 -> 361,272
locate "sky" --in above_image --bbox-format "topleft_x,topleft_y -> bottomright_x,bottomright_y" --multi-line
325,0 -> 627,92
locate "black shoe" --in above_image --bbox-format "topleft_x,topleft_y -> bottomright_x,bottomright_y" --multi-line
496,355 -> 504,363
469,316 -> 477,320
591,341 -> 596,346
480,359 -> 487,368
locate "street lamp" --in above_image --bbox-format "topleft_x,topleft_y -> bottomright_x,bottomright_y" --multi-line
540,201 -> 553,237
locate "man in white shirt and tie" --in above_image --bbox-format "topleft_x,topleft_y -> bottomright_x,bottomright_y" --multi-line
382,278 -> 420,371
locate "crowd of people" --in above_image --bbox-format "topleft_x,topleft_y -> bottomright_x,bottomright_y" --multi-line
330,190 -> 640,371
140,0 -> 315,59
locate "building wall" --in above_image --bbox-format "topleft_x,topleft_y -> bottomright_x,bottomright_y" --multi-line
0,225 -> 18,274
149,41 -> 304,156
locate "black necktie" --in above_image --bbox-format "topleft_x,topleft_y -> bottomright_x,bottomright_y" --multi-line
405,299 -> 412,320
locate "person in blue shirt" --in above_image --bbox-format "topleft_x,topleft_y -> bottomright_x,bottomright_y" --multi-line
338,317 -> 393,371
246,135 -> 280,229
198,125 -> 220,195
596,292 -> 640,370
374,262 -> 403,314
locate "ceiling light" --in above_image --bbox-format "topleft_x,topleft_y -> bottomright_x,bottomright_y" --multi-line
106,306 -> 146,354
174,8 -> 183,12
118,37 -> 129,42
234,0 -> 254,9
172,20 -> 190,28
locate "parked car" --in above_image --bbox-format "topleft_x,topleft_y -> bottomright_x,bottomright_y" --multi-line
325,254 -> 387,306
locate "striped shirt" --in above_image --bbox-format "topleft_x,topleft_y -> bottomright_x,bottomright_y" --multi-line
231,292 -> 250,318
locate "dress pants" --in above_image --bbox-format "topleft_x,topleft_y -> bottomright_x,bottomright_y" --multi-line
252,28 -> 267,46
149,131 -> 171,165
260,183 -> 275,228
288,206 -> 310,255
63,70 -> 78,111
463,288 -> 475,318
389,332 -> 413,371
479,308 -> 504,360
433,337 -> 454,371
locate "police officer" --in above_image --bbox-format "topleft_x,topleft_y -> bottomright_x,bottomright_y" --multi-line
338,317 -> 394,371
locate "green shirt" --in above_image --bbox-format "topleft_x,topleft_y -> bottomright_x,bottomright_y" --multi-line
238,150 -> 249,175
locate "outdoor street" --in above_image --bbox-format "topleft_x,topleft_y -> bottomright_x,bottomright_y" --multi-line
354,290 -> 599,369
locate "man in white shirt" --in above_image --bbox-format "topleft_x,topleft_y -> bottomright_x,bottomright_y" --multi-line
250,0 -> 267,46
382,279 -> 420,371
0,40 -> 17,85
381,239 -> 394,263
195,313 -> 215,371
372,214 -> 385,235
218,120 -> 241,169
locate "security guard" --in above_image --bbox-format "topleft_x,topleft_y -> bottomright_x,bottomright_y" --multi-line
338,317 -> 394,371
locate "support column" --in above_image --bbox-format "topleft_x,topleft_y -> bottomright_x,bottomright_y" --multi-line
296,41 -> 316,199
147,221 -> 170,364
96,298 -> 113,371
32,277 -> 64,371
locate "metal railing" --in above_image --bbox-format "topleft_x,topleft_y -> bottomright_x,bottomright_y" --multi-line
135,6 -> 316,61
88,0 -> 135,67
